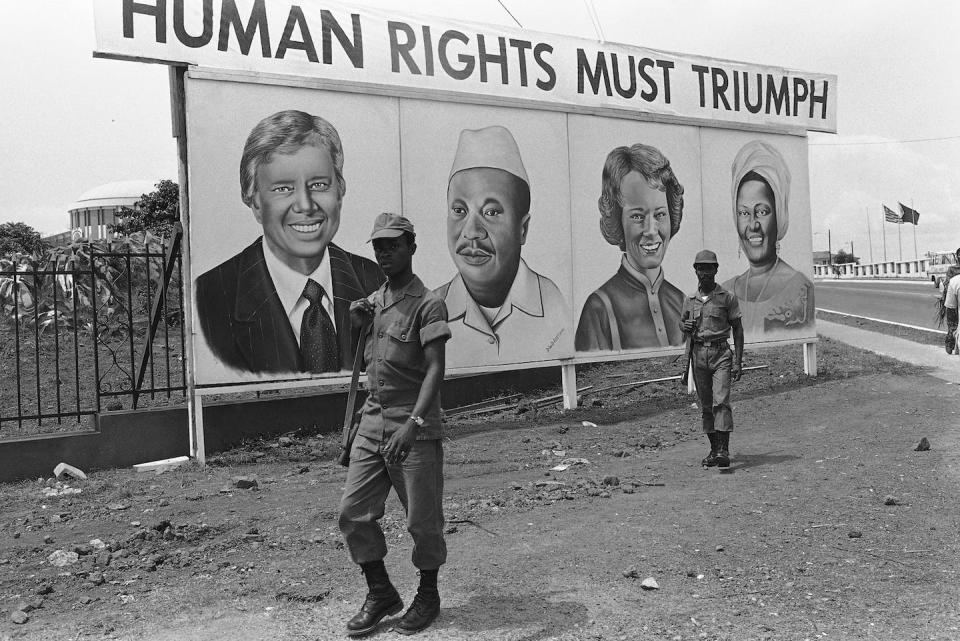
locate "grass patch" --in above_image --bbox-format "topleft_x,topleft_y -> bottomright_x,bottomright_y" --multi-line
816,309 -> 945,347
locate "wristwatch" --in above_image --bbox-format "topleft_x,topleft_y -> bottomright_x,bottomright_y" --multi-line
410,415 -> 426,428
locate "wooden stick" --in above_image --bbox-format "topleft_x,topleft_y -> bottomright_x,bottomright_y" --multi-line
585,366 -> 769,397
532,385 -> 594,407
445,393 -> 522,416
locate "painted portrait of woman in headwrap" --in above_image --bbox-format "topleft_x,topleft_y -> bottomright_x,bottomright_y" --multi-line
722,140 -> 815,335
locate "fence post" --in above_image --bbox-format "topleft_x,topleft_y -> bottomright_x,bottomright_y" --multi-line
132,224 -> 184,406
90,246 -> 102,412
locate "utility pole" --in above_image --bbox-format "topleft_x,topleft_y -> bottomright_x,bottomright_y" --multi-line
865,205 -> 873,263
828,228 -> 832,266
851,240 -> 855,263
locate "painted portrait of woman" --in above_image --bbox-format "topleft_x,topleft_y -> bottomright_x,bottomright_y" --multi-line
722,140 -> 814,334
575,143 -> 685,351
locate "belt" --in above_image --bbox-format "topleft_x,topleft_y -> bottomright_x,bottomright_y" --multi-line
693,338 -> 729,348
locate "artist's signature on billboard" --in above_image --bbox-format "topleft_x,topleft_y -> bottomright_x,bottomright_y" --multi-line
546,328 -> 565,352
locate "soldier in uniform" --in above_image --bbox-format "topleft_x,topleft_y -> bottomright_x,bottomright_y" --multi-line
339,213 -> 451,636
680,250 -> 745,468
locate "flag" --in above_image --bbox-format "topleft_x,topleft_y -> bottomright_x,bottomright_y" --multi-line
883,205 -> 901,224
899,202 -> 920,225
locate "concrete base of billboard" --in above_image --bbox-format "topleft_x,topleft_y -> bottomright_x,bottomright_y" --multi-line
0,367 -> 559,483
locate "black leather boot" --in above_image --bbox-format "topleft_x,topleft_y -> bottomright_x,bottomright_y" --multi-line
702,432 -> 719,467
716,431 -> 730,468
346,561 -> 403,637
395,569 -> 440,635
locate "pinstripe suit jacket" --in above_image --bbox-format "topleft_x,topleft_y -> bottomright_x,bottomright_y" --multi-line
195,237 -> 384,374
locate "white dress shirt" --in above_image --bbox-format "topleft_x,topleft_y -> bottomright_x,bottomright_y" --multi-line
262,242 -> 336,346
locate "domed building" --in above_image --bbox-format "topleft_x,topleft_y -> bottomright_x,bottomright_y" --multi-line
68,179 -> 159,240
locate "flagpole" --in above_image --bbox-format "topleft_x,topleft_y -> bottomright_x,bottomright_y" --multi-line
881,205 -> 887,262
898,219 -> 902,262
911,198 -> 918,260
865,205 -> 873,264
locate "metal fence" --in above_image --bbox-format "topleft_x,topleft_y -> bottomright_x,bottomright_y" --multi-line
0,228 -> 186,437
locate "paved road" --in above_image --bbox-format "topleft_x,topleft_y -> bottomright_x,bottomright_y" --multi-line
814,279 -> 943,329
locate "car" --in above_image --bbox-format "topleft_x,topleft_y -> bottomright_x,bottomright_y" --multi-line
928,251 -> 959,290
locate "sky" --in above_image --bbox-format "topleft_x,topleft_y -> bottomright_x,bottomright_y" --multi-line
2,0 -> 958,261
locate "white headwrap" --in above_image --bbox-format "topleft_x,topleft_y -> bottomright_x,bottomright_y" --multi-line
731,140 -> 791,241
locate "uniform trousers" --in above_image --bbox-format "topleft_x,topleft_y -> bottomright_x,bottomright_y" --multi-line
691,343 -> 734,433
339,434 -> 446,570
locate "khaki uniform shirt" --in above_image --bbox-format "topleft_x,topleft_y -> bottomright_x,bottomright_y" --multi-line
357,275 -> 451,441
680,286 -> 742,343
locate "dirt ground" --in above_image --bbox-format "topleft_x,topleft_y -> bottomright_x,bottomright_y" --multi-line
2,339 -> 959,641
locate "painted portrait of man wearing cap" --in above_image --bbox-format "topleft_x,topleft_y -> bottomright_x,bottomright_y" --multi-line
435,125 -> 572,368
195,110 -> 384,375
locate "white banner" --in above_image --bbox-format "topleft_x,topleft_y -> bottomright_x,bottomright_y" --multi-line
93,0 -> 837,133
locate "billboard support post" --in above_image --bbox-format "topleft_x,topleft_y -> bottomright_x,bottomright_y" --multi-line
169,64 -> 205,463
561,363 -> 578,410
803,341 -> 818,377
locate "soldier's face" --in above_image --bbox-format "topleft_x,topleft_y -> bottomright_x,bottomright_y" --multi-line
373,235 -> 415,279
251,144 -> 342,275
695,263 -> 718,290
620,172 -> 671,271
447,168 -> 529,304
736,179 -> 777,266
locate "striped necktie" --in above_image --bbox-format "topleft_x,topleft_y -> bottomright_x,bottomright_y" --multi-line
300,279 -> 340,373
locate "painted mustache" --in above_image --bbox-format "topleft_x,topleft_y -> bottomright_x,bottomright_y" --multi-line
455,243 -> 494,266
456,244 -> 494,257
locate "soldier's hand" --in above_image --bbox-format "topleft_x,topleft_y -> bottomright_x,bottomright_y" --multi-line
384,422 -> 418,465
731,361 -> 743,382
681,319 -> 696,333
349,298 -> 374,327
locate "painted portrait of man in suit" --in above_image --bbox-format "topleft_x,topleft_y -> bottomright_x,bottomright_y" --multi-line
194,110 -> 384,375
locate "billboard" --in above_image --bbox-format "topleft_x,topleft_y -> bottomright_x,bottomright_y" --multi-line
93,1 -> 830,389
185,76 -> 816,386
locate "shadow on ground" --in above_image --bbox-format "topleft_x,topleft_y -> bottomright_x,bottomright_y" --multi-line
725,451 -> 801,472
434,591 -> 589,640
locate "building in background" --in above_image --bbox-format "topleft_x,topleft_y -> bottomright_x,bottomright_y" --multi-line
812,250 -> 832,266
68,179 -> 157,240
40,230 -> 74,247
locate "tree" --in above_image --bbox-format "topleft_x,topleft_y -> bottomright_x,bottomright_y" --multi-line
0,221 -> 47,256
110,179 -> 180,237
833,249 -> 857,264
